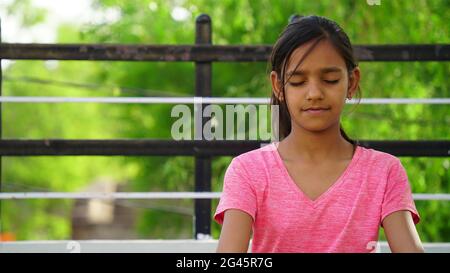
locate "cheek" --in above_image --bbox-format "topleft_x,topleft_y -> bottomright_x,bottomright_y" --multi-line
339,79 -> 350,95
283,89 -> 303,110
329,82 -> 349,102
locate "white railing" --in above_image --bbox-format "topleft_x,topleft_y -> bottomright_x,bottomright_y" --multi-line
0,192 -> 449,200
0,96 -> 449,104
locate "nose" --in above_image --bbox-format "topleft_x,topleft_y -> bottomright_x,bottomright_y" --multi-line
306,81 -> 324,100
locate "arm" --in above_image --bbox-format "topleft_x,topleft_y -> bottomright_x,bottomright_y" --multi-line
216,209 -> 253,253
382,210 -> 424,253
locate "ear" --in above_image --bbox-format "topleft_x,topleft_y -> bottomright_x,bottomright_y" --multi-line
270,71 -> 284,101
347,67 -> 360,99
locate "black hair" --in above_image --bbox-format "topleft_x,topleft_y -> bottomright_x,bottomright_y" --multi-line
270,15 -> 361,145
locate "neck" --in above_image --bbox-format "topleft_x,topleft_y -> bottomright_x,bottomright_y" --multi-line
280,122 -> 354,163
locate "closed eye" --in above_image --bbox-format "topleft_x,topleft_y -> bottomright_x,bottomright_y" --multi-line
289,81 -> 306,87
324,79 -> 339,84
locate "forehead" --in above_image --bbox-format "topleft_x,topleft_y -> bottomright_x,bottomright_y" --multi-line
286,39 -> 347,73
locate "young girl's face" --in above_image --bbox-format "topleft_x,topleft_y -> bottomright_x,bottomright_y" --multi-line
271,39 -> 360,134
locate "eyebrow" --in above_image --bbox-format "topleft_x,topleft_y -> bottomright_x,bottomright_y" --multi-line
287,67 -> 343,76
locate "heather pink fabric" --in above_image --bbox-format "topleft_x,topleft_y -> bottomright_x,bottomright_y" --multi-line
214,142 -> 420,253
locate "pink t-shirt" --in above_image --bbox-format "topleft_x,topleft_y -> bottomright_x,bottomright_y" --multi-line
214,142 -> 420,253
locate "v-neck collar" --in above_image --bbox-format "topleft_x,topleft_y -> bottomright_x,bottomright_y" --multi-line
271,142 -> 362,208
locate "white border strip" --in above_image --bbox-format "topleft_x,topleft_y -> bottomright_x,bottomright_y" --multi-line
0,96 -> 449,105
0,192 -> 448,201
0,240 -> 449,253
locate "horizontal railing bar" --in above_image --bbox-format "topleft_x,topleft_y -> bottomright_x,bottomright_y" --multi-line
0,140 -> 448,157
1,44 -> 449,62
413,194 -> 450,201
0,192 -> 448,201
0,192 -> 221,200
0,96 -> 449,105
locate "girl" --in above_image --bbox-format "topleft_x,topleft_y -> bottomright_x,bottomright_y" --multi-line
214,15 -> 424,253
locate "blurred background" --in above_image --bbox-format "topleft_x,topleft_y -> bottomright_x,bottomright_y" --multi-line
0,0 -> 448,243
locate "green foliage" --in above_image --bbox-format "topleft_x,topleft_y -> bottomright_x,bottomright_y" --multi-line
5,0 -> 47,27
1,0 -> 448,242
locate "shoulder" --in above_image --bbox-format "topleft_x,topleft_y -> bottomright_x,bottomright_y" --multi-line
357,145 -> 400,166
226,143 -> 277,183
356,145 -> 404,177
232,142 -> 277,169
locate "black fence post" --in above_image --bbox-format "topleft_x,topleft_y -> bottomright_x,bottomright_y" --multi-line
0,17 -> 3,235
194,14 -> 212,239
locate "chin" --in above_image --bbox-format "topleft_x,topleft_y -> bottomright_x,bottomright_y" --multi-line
296,121 -> 334,133
301,124 -> 332,133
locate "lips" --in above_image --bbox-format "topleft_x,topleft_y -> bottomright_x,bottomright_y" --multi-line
303,107 -> 330,111
302,107 -> 330,115
304,107 -> 329,111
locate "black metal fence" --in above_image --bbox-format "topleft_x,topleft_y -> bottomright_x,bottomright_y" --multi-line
0,14 -> 449,239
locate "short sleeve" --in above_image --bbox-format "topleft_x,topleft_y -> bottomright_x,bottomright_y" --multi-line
381,158 -> 420,226
213,157 -> 257,225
